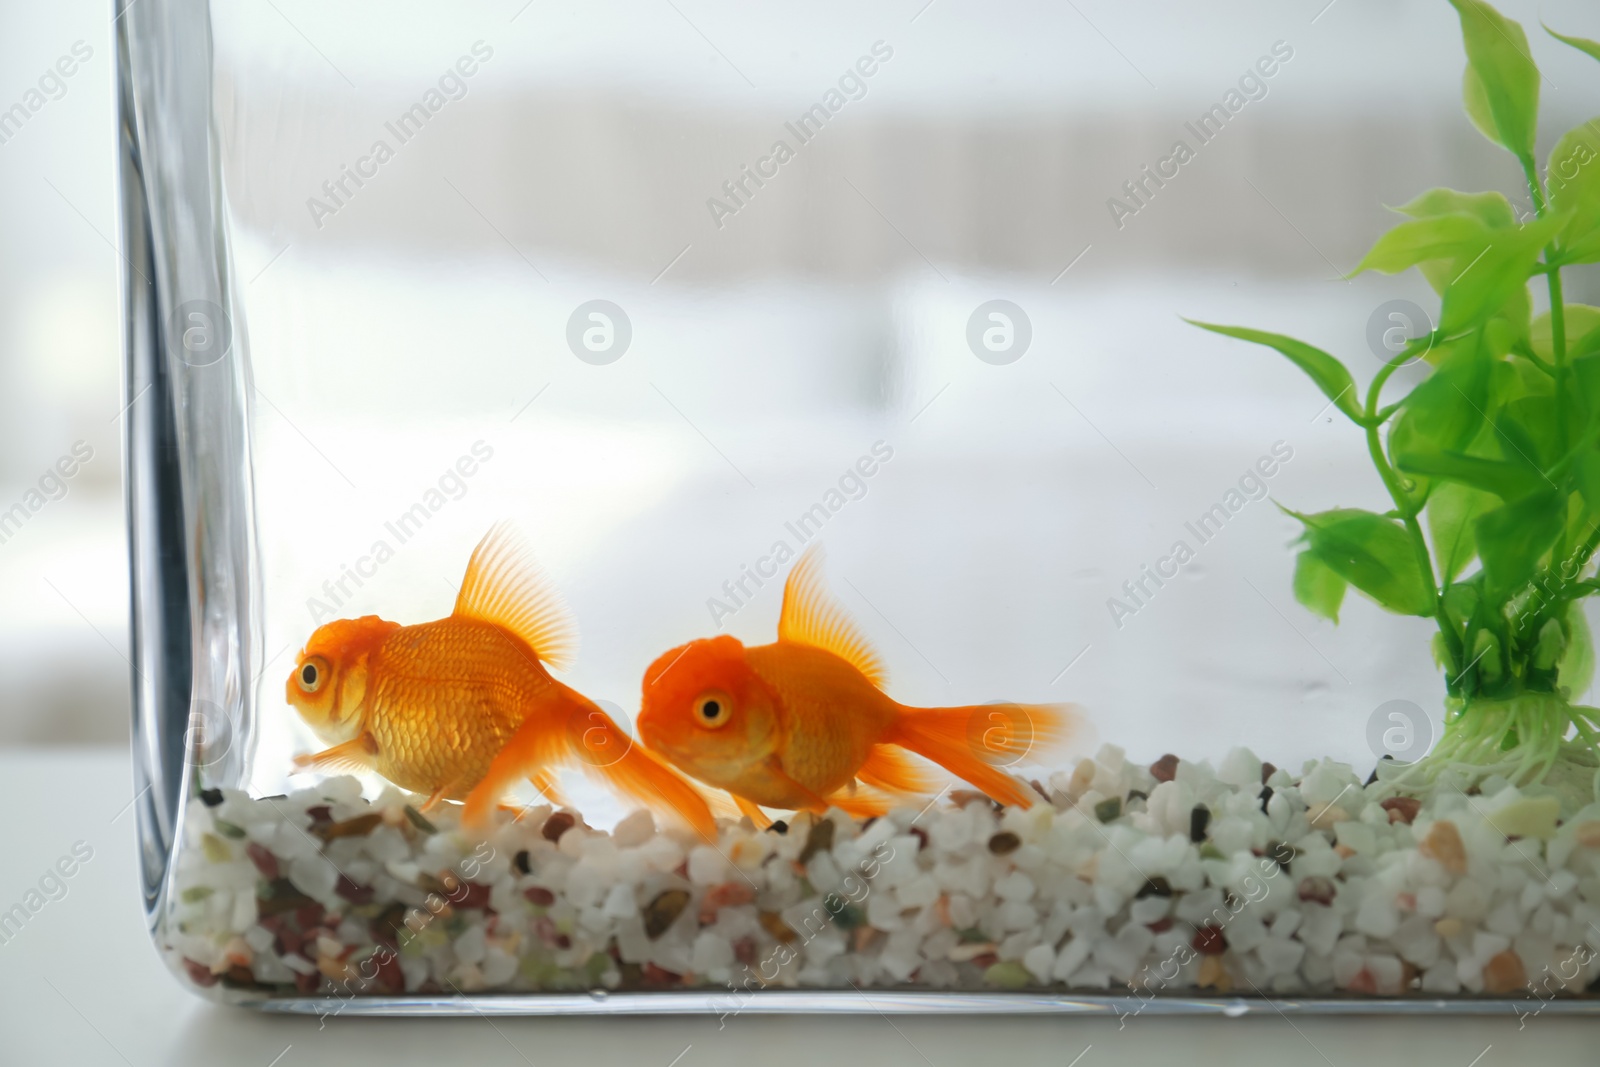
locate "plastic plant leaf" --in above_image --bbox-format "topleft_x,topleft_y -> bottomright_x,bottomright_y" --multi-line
1292,548 -> 1348,623
1352,214 -> 1494,276
1442,580 -> 1483,627
1388,338 -> 1491,465
1547,120 -> 1600,265
1571,319 -> 1600,361
1494,396 -> 1561,474
1574,449 -> 1600,525
1438,216 -> 1563,336
1418,257 -> 1457,297
1428,480 -> 1496,582
1185,321 -> 1363,422
1474,491 -> 1565,598
1395,448 -> 1541,502
1531,304 -> 1600,361
1483,288 -> 1533,356
1572,350 -> 1600,401
1410,286 -> 1526,365
1574,355 -> 1600,432
1462,66 -> 1506,154
1287,508 -> 1436,617
1559,601 -> 1595,698
1493,355 -> 1553,406
1449,0 -> 1540,163
1396,188 -> 1516,229
1544,25 -> 1600,65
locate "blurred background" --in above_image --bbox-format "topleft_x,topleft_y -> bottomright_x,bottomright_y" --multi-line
5,0 -> 1599,796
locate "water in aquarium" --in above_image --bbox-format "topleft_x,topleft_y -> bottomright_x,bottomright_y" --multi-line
127,0 -> 1600,1008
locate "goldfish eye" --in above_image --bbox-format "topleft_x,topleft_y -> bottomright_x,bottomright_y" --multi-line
693,691 -> 733,729
296,657 -> 328,694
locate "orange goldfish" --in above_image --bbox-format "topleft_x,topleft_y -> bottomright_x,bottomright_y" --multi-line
637,544 -> 1073,823
286,523 -> 714,836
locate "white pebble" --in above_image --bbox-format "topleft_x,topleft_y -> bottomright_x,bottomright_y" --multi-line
994,871 -> 1036,902
1446,880 -> 1491,921
287,853 -> 339,902
612,810 -> 656,848
1023,943 -> 1055,982
687,845 -> 728,886
1335,821 -> 1377,856
1129,896 -> 1170,925
1354,894 -> 1399,938
601,882 -> 637,920
482,947 -> 518,986
896,874 -> 941,909
1051,936 -> 1093,981
454,924 -> 487,965
692,932 -> 734,973
1216,747 -> 1263,789
1258,938 -> 1305,976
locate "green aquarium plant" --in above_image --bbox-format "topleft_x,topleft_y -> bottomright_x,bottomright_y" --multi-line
1191,0 -> 1600,791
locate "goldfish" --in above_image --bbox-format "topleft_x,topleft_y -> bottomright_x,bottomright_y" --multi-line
285,523 -> 714,836
637,544 -> 1073,823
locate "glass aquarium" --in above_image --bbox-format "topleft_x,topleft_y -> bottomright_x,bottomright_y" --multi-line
120,0 -> 1600,1014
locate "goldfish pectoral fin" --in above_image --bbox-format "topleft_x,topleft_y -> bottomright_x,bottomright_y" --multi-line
418,785 -> 452,814
858,745 -> 941,796
732,794 -> 773,829
889,703 -> 1081,809
452,521 -> 578,672
292,735 -> 377,775
775,542 -> 887,688
761,757 -> 832,812
823,783 -> 891,819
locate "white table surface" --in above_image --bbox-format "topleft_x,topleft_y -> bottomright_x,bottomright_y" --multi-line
1,747 -> 1594,1066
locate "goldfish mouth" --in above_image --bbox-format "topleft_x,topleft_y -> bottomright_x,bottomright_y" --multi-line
636,722 -> 727,779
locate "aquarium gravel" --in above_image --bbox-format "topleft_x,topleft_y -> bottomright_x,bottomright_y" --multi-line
166,746 -> 1600,1006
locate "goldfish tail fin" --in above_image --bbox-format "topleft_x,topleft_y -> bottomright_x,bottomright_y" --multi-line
589,733 -> 718,842
886,702 -> 1077,809
530,769 -> 566,809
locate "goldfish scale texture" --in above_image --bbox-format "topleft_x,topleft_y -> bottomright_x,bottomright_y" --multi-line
364,618 -> 557,798
746,643 -> 896,797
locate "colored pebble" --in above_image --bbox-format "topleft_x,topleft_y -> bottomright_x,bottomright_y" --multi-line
541,812 -> 576,842
987,832 -> 1021,855
1419,820 -> 1468,874
644,889 -> 690,939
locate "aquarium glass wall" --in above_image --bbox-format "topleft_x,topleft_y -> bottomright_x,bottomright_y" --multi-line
122,0 -> 1600,1011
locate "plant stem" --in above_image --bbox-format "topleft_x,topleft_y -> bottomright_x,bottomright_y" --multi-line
1364,352 -> 1462,673
1548,265 -> 1569,421
1522,160 -> 1572,568
1522,162 -> 1568,448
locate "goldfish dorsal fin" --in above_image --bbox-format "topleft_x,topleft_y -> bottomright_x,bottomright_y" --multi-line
452,522 -> 577,671
777,543 -> 886,687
